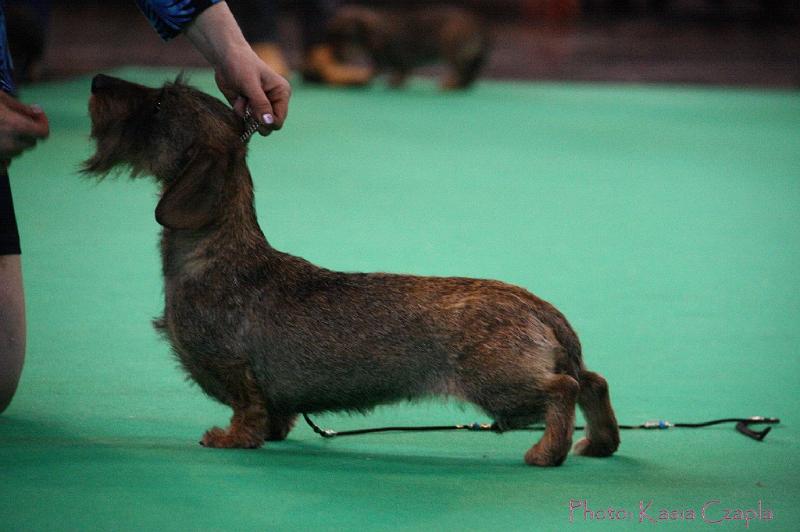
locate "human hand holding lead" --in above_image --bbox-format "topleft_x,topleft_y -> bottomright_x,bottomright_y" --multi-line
0,91 -> 49,166
185,2 -> 290,136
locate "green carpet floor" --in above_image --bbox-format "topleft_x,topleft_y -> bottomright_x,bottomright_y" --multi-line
1,68 -> 798,530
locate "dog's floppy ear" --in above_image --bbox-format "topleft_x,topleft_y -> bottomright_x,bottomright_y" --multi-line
155,146 -> 227,230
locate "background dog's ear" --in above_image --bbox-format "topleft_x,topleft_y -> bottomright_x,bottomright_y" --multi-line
155,147 -> 227,230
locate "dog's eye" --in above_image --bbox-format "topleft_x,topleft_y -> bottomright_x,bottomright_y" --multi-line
153,89 -> 166,115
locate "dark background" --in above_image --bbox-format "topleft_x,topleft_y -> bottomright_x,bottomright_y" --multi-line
9,0 -> 800,89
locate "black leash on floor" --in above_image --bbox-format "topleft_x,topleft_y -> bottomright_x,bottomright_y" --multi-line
302,414 -> 780,442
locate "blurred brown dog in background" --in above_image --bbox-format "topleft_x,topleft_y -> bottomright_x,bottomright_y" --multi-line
320,5 -> 491,89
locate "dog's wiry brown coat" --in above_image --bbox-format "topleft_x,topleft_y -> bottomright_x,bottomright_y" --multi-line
83,75 -> 619,465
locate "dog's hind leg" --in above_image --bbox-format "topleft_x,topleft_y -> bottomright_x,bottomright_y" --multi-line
573,370 -> 620,457
265,412 -> 297,441
388,68 -> 409,88
463,355 -> 578,466
200,369 -> 268,449
521,374 -> 579,466
442,38 -> 487,89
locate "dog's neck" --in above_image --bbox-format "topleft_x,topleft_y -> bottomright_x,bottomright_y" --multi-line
159,158 -> 272,278
220,158 -> 262,235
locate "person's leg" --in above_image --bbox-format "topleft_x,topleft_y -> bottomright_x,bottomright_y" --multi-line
299,0 -> 338,52
0,254 -> 25,413
5,0 -> 51,82
0,170 -> 25,414
227,0 -> 280,46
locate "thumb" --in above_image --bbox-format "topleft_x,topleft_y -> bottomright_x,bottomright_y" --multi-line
232,95 -> 247,118
242,82 -> 276,135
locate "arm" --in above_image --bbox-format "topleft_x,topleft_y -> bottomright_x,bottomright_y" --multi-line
185,2 -> 290,132
136,1 -> 290,133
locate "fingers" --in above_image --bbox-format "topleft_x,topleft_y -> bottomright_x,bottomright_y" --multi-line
214,70 -> 241,115
0,99 -> 50,159
0,132 -> 39,159
248,92 -> 275,136
232,96 -> 248,118
233,75 -> 290,137
263,75 -> 290,132
7,108 -> 49,140
213,51 -> 291,137
0,94 -> 49,138
24,106 -> 50,139
0,91 -> 35,117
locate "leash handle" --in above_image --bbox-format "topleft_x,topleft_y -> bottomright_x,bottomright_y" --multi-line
735,417 -> 778,441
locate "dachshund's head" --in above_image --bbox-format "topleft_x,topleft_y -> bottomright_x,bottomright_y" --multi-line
83,74 -> 250,230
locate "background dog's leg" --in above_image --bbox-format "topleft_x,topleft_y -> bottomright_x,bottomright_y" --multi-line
442,42 -> 487,90
265,412 -> 297,442
523,374 -> 578,467
388,69 -> 409,88
573,370 -> 620,457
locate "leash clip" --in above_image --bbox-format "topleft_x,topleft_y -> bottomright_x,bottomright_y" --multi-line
303,413 -> 338,438
240,107 -> 260,143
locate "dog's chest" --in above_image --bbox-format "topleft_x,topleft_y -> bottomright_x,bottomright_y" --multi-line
164,270 -> 253,340
159,271 -> 268,399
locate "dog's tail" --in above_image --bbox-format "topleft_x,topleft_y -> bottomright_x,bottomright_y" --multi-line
529,297 -> 583,380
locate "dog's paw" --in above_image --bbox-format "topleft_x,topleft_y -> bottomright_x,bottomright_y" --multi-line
200,426 -> 263,449
199,427 -> 227,447
573,437 -> 618,457
524,443 -> 567,467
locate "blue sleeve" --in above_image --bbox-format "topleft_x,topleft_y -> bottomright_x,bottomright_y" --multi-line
135,0 -> 221,41
0,4 -> 16,95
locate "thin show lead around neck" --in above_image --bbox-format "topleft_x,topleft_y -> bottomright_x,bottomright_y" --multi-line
241,108 -> 261,143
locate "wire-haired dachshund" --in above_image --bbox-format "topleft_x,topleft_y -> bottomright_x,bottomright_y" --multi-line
83,74 -> 619,465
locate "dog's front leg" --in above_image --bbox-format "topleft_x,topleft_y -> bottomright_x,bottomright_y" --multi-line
199,368 -> 271,449
200,402 -> 268,449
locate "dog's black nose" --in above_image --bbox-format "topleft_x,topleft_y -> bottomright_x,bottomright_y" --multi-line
91,74 -> 116,94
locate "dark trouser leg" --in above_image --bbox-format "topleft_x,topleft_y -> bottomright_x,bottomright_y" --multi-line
299,0 -> 339,51
227,0 -> 280,44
